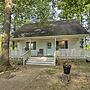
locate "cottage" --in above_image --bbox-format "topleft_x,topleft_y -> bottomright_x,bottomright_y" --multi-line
10,20 -> 89,65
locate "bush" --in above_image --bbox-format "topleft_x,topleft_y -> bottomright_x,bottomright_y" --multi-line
10,58 -> 23,65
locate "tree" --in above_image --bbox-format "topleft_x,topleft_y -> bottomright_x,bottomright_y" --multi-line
0,0 -> 56,67
57,0 -> 90,26
0,1 -> 4,32
12,0 -> 56,29
1,0 -> 12,66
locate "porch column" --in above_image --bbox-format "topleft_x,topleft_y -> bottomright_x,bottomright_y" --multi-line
55,37 -> 56,51
54,37 -> 56,65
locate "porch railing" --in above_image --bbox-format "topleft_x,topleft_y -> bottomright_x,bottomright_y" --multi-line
21,49 -> 31,65
55,49 -> 90,59
9,49 -> 31,65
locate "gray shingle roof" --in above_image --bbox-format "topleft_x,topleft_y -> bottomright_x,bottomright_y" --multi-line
13,20 -> 89,37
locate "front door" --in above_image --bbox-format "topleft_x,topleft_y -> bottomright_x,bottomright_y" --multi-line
46,42 -> 53,56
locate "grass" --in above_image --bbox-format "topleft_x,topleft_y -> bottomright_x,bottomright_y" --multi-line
45,68 -> 58,75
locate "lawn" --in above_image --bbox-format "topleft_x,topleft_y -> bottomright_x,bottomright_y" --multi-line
28,60 -> 90,90
0,60 -> 90,90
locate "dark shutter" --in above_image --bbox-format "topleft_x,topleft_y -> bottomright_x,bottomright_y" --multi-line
56,41 -> 59,50
80,39 -> 84,48
65,41 -> 68,49
33,42 -> 36,50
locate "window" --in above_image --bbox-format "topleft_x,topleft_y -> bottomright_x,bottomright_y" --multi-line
59,41 -> 65,49
31,42 -> 36,50
47,42 -> 52,49
59,40 -> 68,49
25,42 -> 36,50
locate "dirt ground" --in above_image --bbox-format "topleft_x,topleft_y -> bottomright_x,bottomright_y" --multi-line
0,60 -> 90,90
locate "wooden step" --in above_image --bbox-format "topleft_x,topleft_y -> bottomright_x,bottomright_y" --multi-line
26,61 -> 55,66
26,56 -> 55,66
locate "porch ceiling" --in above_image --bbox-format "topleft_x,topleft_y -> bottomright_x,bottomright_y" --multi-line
10,34 -> 88,41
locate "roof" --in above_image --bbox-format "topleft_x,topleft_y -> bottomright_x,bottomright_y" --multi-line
13,20 -> 89,37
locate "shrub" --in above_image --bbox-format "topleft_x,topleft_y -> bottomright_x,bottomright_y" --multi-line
10,58 -> 23,65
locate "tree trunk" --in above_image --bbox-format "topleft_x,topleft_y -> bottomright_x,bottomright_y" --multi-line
1,0 -> 12,66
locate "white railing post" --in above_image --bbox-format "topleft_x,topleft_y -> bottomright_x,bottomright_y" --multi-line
54,37 -> 56,65
54,51 -> 56,66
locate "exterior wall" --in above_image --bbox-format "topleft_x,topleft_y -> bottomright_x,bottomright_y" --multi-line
31,39 -> 55,56
68,38 -> 80,49
17,41 -> 26,55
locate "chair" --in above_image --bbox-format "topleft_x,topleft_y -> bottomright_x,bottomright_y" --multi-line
37,49 -> 43,56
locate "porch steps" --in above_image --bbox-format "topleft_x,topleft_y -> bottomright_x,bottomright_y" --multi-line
26,57 -> 55,66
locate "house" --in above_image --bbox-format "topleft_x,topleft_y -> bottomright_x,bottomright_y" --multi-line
10,20 -> 89,65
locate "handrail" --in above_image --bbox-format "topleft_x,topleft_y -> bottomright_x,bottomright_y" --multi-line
21,49 -> 31,66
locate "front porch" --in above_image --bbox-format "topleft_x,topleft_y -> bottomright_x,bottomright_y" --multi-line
10,34 -> 85,57
10,35 -> 89,65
